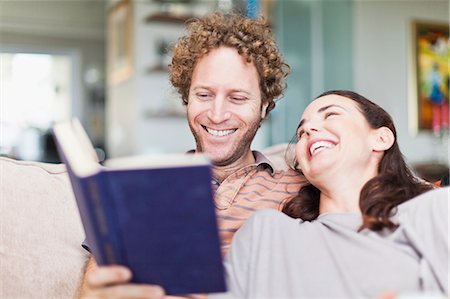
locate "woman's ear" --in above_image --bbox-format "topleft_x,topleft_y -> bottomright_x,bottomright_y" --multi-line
372,127 -> 395,152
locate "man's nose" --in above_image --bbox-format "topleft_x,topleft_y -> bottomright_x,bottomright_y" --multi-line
206,97 -> 231,123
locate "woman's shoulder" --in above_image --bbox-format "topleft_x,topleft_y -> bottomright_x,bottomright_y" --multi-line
396,187 -> 449,225
247,209 -> 297,225
230,209 -> 297,250
243,208 -> 324,237
398,187 -> 449,211
237,209 -> 303,236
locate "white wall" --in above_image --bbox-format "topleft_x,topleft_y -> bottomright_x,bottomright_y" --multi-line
109,0 -> 449,160
0,1 -> 106,144
0,1 -> 105,40
353,0 -> 449,165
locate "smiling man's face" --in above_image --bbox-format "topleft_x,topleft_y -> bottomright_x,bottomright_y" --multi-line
187,47 -> 267,166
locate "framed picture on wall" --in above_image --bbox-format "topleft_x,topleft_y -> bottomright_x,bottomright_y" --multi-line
108,0 -> 134,86
411,21 -> 449,134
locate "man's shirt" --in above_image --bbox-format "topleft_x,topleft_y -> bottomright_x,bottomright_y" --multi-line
212,151 -> 307,254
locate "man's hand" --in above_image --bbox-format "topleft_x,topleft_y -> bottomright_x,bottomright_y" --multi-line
376,291 -> 396,299
79,260 -> 165,299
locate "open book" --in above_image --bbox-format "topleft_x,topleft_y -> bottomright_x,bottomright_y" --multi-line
52,119 -> 226,295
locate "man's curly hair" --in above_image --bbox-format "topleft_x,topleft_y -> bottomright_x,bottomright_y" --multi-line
169,12 -> 290,116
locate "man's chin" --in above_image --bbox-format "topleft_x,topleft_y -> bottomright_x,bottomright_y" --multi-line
205,152 -> 239,167
211,159 -> 234,167
197,142 -> 252,167
209,156 -> 233,167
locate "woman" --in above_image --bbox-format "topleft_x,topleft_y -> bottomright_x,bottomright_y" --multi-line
211,90 -> 448,298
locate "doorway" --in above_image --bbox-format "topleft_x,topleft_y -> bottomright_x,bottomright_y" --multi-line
0,52 -> 74,162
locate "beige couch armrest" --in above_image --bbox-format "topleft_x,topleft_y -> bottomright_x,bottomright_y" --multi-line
0,157 -> 88,298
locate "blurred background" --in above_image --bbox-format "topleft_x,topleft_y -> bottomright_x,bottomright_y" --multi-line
0,0 -> 448,181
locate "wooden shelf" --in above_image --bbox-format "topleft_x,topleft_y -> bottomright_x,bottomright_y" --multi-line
146,65 -> 169,74
145,12 -> 195,24
143,109 -> 186,118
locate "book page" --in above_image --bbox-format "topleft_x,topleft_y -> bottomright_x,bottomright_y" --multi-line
53,119 -> 100,177
104,153 -> 210,170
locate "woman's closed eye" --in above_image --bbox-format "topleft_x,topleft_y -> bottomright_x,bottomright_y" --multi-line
324,111 -> 339,119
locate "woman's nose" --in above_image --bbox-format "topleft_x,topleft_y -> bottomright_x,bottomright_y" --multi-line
303,120 -> 321,135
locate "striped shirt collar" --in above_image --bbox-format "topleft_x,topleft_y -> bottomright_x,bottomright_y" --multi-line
252,150 -> 275,174
187,150 -> 275,175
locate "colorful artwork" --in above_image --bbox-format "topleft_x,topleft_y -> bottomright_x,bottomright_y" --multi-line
415,22 -> 449,134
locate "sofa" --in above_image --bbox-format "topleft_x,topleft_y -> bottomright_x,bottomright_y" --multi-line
1,157 -> 88,299
0,144 -> 291,298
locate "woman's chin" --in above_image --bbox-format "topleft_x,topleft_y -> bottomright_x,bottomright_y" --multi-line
306,160 -> 334,175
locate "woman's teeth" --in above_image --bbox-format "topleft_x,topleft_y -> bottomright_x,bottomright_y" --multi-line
310,141 -> 335,156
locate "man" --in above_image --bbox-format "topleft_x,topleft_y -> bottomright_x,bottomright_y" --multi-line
79,12 -> 306,299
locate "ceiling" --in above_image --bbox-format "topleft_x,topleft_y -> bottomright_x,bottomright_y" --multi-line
0,0 -> 107,40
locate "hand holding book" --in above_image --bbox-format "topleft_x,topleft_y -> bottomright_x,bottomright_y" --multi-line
80,263 -> 166,299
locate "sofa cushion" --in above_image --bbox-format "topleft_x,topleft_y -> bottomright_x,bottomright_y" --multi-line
0,157 -> 88,298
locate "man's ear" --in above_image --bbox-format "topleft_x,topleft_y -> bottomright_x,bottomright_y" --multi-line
372,127 -> 395,152
261,101 -> 270,119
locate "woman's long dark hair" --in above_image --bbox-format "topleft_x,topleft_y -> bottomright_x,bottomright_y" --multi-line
282,90 -> 434,231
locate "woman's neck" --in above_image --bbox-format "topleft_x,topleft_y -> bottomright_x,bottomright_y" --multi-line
319,187 -> 361,214
317,167 -> 378,215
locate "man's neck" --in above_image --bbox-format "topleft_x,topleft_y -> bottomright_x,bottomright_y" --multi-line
212,151 -> 256,183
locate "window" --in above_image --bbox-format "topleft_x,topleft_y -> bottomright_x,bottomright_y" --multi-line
0,53 -> 72,161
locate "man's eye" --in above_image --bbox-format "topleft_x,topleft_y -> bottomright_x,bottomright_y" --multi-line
197,93 -> 212,100
230,96 -> 247,102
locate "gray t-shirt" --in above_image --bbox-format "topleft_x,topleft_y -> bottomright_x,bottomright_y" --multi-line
211,187 -> 449,299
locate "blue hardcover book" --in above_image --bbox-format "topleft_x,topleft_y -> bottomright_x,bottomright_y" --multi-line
52,119 -> 226,295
